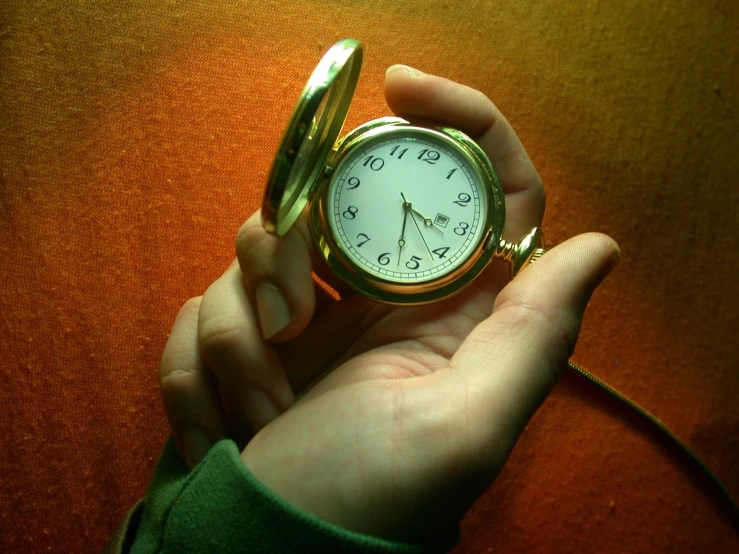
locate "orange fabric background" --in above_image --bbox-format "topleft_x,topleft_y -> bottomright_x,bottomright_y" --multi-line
1,1 -> 737,552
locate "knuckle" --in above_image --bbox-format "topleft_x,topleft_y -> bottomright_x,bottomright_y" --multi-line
177,296 -> 202,319
159,358 -> 198,397
235,220 -> 270,261
198,314 -> 249,361
235,211 -> 315,275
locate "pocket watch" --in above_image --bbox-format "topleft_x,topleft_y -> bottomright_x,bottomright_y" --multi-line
262,39 -> 545,305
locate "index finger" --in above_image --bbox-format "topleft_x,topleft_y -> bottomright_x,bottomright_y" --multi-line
384,65 -> 545,242
236,210 -> 334,342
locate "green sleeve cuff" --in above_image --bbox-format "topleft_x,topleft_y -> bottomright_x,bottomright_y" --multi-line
131,438 -> 458,554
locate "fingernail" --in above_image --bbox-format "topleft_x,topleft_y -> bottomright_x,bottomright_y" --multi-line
242,388 -> 282,430
386,64 -> 424,78
182,428 -> 211,468
256,282 -> 292,340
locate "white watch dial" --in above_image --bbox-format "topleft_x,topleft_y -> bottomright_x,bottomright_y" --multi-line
326,131 -> 488,284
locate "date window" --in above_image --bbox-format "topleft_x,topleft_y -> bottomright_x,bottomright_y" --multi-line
434,213 -> 450,228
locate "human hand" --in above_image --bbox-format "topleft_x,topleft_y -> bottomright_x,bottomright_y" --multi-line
159,65 -> 620,542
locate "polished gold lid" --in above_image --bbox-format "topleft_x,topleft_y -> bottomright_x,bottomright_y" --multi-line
262,39 -> 363,236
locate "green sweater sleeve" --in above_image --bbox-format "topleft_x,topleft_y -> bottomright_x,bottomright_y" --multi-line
129,438 -> 458,554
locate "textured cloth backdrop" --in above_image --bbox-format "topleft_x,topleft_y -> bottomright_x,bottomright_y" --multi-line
1,1 -> 737,552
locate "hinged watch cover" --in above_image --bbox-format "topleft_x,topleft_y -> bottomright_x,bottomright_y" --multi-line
262,39 -> 363,236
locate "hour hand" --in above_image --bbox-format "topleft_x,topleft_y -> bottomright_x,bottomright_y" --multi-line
409,207 -> 444,235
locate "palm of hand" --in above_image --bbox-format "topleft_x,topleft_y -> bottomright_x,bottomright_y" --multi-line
242,267 -> 509,540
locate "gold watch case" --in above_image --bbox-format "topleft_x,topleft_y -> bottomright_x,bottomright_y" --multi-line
309,117 -> 504,305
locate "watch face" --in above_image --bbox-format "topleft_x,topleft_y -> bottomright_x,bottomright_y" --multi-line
326,128 -> 488,284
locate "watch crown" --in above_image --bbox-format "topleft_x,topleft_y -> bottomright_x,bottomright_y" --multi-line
493,227 -> 546,277
528,248 -> 546,265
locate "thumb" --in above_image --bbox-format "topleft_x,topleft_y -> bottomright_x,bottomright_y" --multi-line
450,232 -> 620,449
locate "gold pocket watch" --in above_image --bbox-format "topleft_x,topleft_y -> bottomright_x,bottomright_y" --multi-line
262,39 -> 545,305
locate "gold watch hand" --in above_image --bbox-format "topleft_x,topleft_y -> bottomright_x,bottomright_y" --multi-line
409,206 -> 444,235
408,203 -> 435,259
398,194 -> 410,266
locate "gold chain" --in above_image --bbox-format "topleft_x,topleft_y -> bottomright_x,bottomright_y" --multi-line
566,360 -> 739,529
508,233 -> 738,529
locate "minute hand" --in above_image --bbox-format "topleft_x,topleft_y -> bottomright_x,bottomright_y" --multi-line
397,201 -> 409,266
409,209 -> 435,259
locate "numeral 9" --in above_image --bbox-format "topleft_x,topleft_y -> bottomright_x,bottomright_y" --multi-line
347,177 -> 360,189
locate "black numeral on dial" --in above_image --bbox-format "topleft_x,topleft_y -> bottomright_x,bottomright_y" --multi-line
405,255 -> 422,270
432,247 -> 450,259
417,149 -> 440,164
356,233 -> 371,247
453,193 -> 471,207
363,156 -> 385,171
343,206 -> 358,219
378,252 -> 391,266
347,177 -> 360,189
454,222 -> 469,236
390,145 -> 408,159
